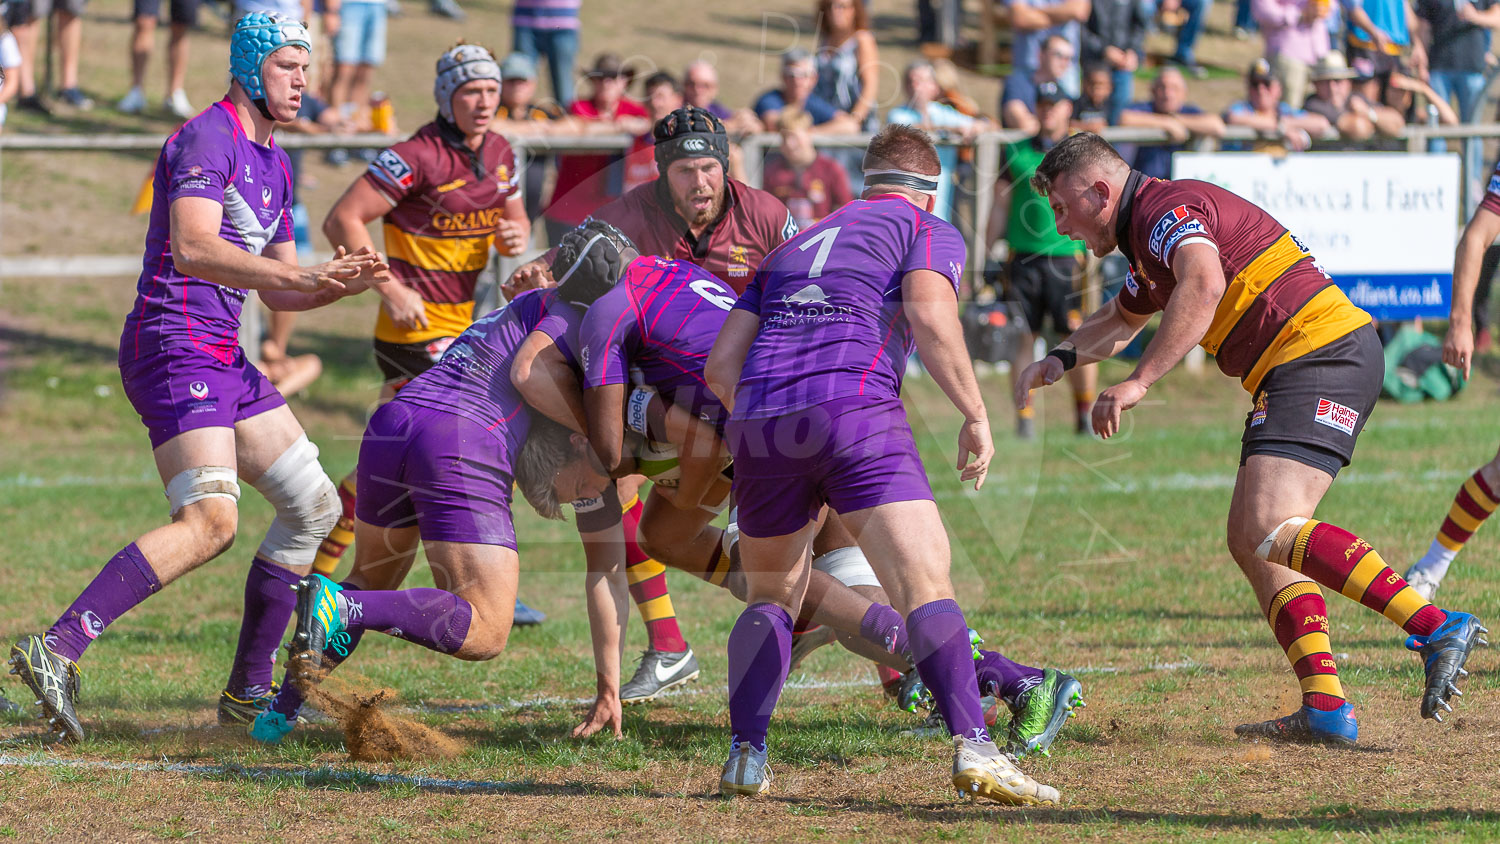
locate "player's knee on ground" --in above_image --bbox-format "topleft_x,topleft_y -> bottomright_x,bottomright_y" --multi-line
249,435 -> 341,568
167,465 -> 241,556
1237,515 -> 1309,566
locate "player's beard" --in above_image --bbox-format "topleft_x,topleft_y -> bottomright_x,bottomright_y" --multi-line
676,189 -> 725,229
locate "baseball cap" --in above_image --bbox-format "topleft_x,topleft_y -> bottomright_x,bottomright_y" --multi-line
1248,58 -> 1276,85
500,53 -> 537,81
588,52 -> 625,79
1035,80 -> 1066,105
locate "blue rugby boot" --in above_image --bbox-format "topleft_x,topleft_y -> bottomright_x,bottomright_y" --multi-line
1407,610 -> 1489,721
1234,702 -> 1358,746
291,574 -> 350,671
513,598 -> 546,627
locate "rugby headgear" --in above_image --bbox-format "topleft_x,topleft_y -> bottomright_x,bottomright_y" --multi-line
434,44 -> 502,123
652,106 -> 730,173
551,219 -> 638,307
230,12 -> 310,119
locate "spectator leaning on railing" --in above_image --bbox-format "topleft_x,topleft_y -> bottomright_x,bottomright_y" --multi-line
1071,63 -> 1114,132
1223,58 -> 1330,152
1301,51 -> 1404,141
684,60 -> 763,134
1002,33 -> 1077,134
753,47 -> 859,133
622,71 -> 685,193
1370,64 -> 1457,126
888,58 -> 993,222
1118,66 -> 1224,177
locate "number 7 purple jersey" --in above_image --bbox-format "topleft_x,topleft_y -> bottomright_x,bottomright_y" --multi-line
731,195 -> 967,419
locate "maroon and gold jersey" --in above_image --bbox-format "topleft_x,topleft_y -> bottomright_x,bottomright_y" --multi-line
587,177 -> 798,294
761,152 -> 855,231
1115,170 -> 1371,394
364,121 -> 521,344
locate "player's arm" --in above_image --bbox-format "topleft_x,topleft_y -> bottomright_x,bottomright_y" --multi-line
494,193 -> 532,258
572,491 -> 629,740
512,330 -> 588,433
323,176 -> 428,330
1014,297 -> 1152,409
903,268 -> 993,489
661,403 -> 730,511
170,196 -> 382,296
1118,108 -> 1192,143
1446,205 -> 1500,377
584,384 -> 628,473
1093,241 -> 1224,438
705,309 -> 761,415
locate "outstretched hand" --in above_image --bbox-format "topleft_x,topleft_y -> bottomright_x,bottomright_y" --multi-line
302,245 -> 387,294
956,418 -> 993,491
1092,378 -> 1149,439
1443,323 -> 1474,380
1012,356 -> 1066,411
572,690 -> 623,739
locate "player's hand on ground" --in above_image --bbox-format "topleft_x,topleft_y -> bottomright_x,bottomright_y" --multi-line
1013,357 -> 1066,411
495,219 -> 528,257
956,417 -> 993,490
502,258 -> 554,301
1093,378 -> 1148,439
382,282 -> 430,331
572,690 -> 623,739
1443,323 -> 1475,379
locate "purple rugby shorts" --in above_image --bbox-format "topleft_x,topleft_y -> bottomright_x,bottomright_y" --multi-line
120,347 -> 287,449
727,395 -> 934,538
354,400 -> 518,549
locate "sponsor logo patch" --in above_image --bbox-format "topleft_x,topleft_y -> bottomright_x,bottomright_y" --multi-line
782,211 -> 800,241
261,186 -> 273,207
1488,172 -> 1500,197
189,380 -> 210,400
1148,205 -> 1189,257
80,611 -> 103,640
1160,220 -> 1205,260
1124,267 -> 1139,297
1250,390 -> 1268,427
371,149 -> 415,190
1314,397 -> 1359,435
682,138 -> 707,152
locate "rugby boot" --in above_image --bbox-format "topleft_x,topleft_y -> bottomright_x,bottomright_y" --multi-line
8,635 -> 83,742
217,684 -> 278,726
0,690 -> 22,716
1407,610 -> 1488,721
619,647 -> 699,704
719,741 -> 771,796
951,735 -> 1060,806
290,574 -> 350,671
1233,702 -> 1358,746
788,624 -> 838,671
249,708 -> 296,745
512,598 -> 546,627
1005,668 -> 1085,759
896,628 -> 984,714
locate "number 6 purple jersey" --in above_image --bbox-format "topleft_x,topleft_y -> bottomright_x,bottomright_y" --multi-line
579,256 -> 738,430
730,195 -> 968,419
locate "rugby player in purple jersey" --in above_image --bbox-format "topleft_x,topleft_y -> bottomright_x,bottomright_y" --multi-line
704,125 -> 1060,803
249,226 -> 622,744
8,12 -> 390,742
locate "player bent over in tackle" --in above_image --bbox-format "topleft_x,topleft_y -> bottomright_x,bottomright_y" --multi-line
8,13 -> 389,741
249,276 -> 611,743
1016,132 -> 1487,746
704,125 -> 1059,803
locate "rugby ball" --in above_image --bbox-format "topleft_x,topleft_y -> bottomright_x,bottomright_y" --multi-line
636,438 -> 683,487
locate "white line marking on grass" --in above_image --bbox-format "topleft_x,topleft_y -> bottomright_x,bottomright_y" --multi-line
0,754 -> 530,793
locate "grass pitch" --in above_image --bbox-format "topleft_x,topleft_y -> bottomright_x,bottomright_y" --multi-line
1,275 -> 1498,841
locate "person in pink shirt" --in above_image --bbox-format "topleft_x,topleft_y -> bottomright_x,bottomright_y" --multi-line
1253,0 -> 1331,107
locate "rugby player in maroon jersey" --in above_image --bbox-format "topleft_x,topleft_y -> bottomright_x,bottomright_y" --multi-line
1015,132 -> 1486,747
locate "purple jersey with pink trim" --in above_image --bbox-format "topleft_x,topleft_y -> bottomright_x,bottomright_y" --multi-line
123,100 -> 295,365
397,287 -> 580,456
731,195 -> 967,418
579,256 -> 737,428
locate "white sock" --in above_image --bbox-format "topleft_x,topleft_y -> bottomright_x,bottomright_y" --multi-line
1409,539 -> 1458,581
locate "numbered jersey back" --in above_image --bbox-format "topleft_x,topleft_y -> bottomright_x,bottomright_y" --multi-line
730,196 -> 968,418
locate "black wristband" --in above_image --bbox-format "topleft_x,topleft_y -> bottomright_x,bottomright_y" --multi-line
1046,347 -> 1078,372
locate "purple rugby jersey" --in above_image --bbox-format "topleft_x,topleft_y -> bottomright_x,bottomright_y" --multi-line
397,287 -> 579,463
731,195 -> 967,418
123,100 -> 295,365
578,256 -> 737,429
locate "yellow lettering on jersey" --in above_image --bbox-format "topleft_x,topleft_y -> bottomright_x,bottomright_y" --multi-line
436,178 -> 468,193
431,207 -> 505,233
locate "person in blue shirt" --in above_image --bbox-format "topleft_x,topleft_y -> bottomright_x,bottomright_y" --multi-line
752,48 -> 858,133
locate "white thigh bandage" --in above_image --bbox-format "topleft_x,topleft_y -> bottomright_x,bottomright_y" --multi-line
1256,516 -> 1309,562
165,466 -> 241,516
248,435 -> 341,568
812,546 -> 881,589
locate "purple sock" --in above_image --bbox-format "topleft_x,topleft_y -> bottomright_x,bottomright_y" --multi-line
907,599 -> 989,743
727,602 -> 792,751
976,650 -> 1044,705
342,587 -> 472,654
44,543 -> 160,662
226,556 -> 301,698
859,603 -> 910,659
271,582 -> 365,720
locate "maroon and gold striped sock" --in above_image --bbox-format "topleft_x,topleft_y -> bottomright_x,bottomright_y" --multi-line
312,474 -> 357,576
621,496 -> 687,653
1288,520 -> 1446,637
1436,470 -> 1500,555
1266,582 -> 1345,711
